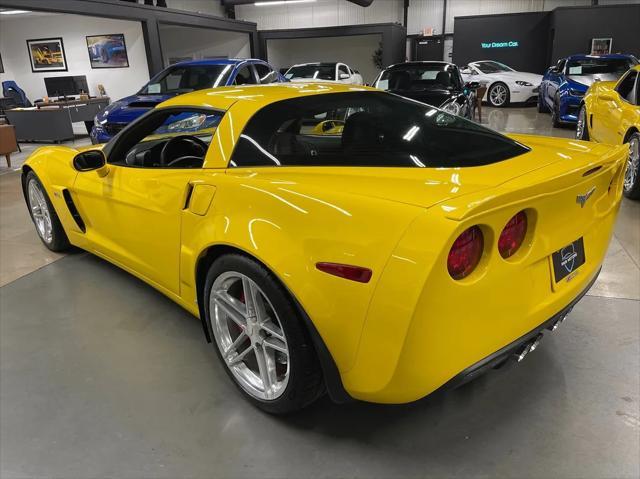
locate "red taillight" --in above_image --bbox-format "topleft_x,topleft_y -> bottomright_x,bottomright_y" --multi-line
447,226 -> 484,280
498,211 -> 528,259
316,262 -> 372,283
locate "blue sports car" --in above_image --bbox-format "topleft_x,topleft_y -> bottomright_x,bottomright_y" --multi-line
538,53 -> 638,127
91,58 -> 286,144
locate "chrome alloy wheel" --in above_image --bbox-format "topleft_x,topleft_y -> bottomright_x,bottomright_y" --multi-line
576,107 -> 586,139
489,84 -> 507,106
209,271 -> 290,400
625,136 -> 639,193
27,180 -> 53,244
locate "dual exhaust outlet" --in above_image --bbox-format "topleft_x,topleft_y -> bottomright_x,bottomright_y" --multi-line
514,307 -> 573,363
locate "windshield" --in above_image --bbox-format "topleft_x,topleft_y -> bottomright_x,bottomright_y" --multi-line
566,58 -> 636,76
139,64 -> 232,95
474,61 -> 514,74
230,91 -> 529,169
375,64 -> 461,91
285,64 -> 335,81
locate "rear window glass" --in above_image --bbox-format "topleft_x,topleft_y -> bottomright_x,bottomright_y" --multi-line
229,92 -> 529,169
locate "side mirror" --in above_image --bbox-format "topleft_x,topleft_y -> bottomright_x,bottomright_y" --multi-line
339,73 -> 351,80
465,81 -> 481,90
73,150 -> 108,177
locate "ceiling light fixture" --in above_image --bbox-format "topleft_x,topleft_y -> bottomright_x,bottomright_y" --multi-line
254,0 -> 316,6
0,9 -> 30,14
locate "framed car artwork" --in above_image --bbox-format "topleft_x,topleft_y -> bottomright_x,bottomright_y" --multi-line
86,33 -> 129,69
590,37 -> 613,55
26,37 -> 67,72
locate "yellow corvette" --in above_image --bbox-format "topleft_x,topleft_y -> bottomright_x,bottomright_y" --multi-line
23,83 -> 626,413
577,65 -> 640,199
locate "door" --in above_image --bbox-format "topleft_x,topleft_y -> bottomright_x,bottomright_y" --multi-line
545,59 -> 565,107
595,71 -> 637,144
72,108 -> 223,293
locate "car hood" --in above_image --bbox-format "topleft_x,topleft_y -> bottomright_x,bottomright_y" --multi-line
566,73 -> 621,88
98,93 -> 174,123
229,134 -> 613,210
387,89 -> 455,108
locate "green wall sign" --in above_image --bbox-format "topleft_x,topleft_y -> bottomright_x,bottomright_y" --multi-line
481,41 -> 519,49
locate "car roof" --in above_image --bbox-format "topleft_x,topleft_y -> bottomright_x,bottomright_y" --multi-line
563,53 -> 636,61
159,83 -> 375,111
170,58 -> 263,67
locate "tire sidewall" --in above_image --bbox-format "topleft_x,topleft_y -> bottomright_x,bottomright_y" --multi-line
576,105 -> 589,140
623,132 -> 640,200
25,171 -> 69,251
203,253 -> 322,414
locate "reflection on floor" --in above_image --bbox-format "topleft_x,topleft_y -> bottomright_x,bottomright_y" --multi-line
0,109 -> 638,478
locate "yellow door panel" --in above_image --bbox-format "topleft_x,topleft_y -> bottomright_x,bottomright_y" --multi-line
187,184 -> 217,216
72,165 -> 202,293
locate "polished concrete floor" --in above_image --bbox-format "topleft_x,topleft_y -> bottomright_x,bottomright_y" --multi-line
1,108 -> 639,478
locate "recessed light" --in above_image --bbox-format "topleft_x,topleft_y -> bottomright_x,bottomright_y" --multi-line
254,0 -> 316,6
0,9 -> 30,15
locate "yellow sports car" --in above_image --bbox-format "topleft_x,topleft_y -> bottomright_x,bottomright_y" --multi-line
577,65 -> 640,199
23,83 -> 627,413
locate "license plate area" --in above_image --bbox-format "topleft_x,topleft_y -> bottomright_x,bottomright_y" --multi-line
552,237 -> 586,283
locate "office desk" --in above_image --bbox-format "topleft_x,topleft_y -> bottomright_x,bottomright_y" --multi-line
5,97 -> 110,143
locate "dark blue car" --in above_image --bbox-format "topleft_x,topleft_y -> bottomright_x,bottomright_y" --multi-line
538,54 -> 638,127
91,58 -> 286,144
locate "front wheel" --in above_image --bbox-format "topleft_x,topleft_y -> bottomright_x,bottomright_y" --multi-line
551,96 -> 562,128
624,132 -> 640,200
204,254 -> 324,414
576,105 -> 589,140
488,82 -> 510,107
25,171 -> 70,252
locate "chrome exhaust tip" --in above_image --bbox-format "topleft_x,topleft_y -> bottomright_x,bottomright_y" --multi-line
516,334 -> 544,362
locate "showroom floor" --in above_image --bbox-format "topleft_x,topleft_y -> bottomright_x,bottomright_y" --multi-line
1,107 -> 639,479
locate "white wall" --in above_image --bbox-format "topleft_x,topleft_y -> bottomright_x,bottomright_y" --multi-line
164,0 -> 226,16
159,24 -> 251,66
0,12 -> 150,102
267,34 -> 382,83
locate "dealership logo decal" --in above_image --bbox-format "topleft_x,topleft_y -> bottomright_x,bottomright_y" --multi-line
576,186 -> 596,208
481,41 -> 519,49
560,245 -> 578,273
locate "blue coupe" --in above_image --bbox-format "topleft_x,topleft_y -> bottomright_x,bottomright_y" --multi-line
91,58 -> 286,144
538,53 -> 638,127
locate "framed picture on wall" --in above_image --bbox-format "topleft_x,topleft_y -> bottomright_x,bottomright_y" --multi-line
26,37 -> 67,72
590,38 -> 613,55
86,34 -> 129,69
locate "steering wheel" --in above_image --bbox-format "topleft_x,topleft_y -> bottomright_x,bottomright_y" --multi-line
159,135 -> 208,167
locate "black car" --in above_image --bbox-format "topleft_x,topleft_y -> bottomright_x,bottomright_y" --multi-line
373,61 -> 478,119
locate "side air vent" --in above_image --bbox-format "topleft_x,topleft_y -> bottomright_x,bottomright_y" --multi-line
582,166 -> 602,177
62,189 -> 86,233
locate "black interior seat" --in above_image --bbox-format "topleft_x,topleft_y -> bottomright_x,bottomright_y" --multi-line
436,71 -> 451,88
341,112 -> 383,152
388,70 -> 412,91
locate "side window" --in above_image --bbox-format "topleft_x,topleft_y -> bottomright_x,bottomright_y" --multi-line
254,64 -> 279,84
615,71 -> 637,103
556,59 -> 566,73
233,65 -> 257,85
109,109 -> 222,169
338,64 -> 349,79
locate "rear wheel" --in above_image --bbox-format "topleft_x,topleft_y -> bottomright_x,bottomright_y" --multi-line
25,171 -> 70,252
576,105 -> 589,140
204,254 -> 324,414
488,82 -> 510,107
624,132 -> 640,200
537,89 -> 549,113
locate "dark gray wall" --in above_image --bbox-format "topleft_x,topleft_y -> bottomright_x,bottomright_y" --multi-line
452,12 -> 551,74
550,4 -> 640,64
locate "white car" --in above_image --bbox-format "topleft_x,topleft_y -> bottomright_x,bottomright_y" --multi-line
460,60 -> 542,107
284,62 -> 364,85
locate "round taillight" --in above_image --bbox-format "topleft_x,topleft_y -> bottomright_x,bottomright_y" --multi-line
498,211 -> 528,259
447,225 -> 484,280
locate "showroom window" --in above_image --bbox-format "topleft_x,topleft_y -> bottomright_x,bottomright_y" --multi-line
254,63 -> 279,84
615,71 -> 638,104
229,92 -> 529,169
107,108 -> 223,168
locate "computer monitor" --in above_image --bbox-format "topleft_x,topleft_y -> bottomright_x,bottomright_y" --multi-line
44,75 -> 89,98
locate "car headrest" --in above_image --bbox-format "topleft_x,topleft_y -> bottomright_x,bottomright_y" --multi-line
436,71 -> 451,87
342,112 -> 383,151
388,70 -> 412,90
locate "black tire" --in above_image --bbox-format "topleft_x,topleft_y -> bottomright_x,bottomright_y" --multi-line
623,132 -> 640,200
204,253 -> 324,414
576,105 -> 590,140
551,96 -> 562,128
25,171 -> 70,252
537,92 -> 549,113
488,82 -> 510,107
